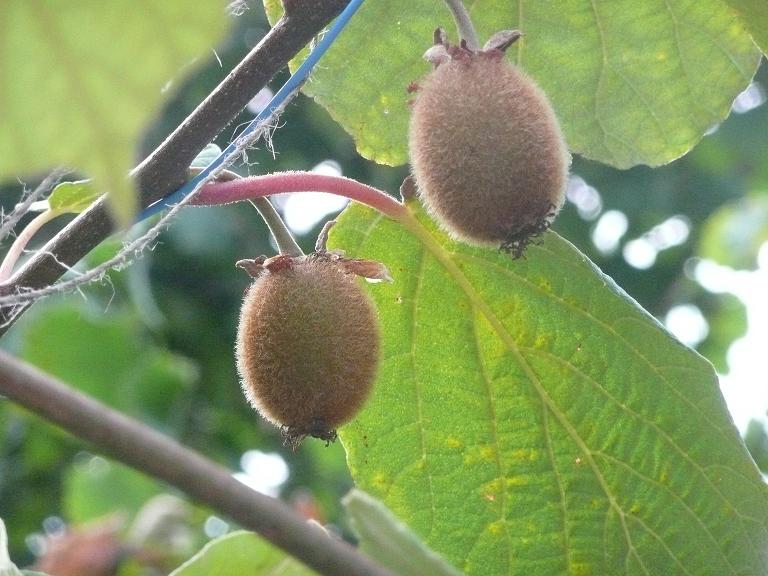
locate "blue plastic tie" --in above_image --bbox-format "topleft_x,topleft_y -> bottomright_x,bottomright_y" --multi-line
139,0 -> 365,221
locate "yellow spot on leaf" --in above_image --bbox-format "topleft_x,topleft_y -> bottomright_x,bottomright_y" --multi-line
536,277 -> 552,292
510,447 -> 540,462
488,521 -> 505,535
446,436 -> 461,449
728,23 -> 743,37
372,472 -> 389,490
507,476 -> 529,487
483,478 -> 502,492
571,562 -> 592,576
510,448 -> 527,460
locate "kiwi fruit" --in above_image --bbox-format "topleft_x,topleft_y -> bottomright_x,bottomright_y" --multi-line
235,252 -> 381,447
409,30 -> 570,257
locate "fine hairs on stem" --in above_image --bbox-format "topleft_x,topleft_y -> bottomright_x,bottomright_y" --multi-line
443,0 -> 479,49
189,167 -> 303,257
192,172 -> 408,222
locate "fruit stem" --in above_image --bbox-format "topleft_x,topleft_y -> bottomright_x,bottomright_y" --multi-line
443,0 -> 480,50
193,172 -> 408,222
250,198 -> 304,257
0,208 -> 60,283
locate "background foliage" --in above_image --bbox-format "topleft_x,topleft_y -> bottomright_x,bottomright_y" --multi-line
1,1 -> 767,574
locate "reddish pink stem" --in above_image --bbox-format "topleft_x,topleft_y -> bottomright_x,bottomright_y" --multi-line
195,171 -> 407,221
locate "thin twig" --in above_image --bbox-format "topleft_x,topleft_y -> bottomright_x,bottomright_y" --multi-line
0,350 -> 394,576
0,169 -> 68,242
0,1 -> 350,336
0,186 -> 196,312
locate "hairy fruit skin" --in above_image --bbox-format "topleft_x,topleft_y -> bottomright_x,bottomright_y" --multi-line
409,38 -> 570,255
236,254 -> 380,446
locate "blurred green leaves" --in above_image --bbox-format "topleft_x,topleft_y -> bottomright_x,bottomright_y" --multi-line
699,195 -> 768,270
744,420 -> 768,473
265,0 -> 760,168
63,458 -> 163,525
696,293 -> 748,374
168,531 -> 317,576
169,490 -> 461,576
331,202 -> 768,575
0,1 -> 227,227
343,489 -> 461,576
16,302 -> 196,419
0,518 -> 24,576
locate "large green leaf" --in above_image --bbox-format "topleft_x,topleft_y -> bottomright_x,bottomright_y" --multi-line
329,202 -> 768,576
265,0 -> 760,168
169,531 -> 317,576
0,2 -> 227,227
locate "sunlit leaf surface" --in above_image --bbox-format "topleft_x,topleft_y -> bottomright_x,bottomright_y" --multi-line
330,201 -> 768,576
265,0 -> 760,168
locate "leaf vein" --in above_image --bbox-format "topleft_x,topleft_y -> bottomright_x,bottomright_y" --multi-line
470,309 -> 515,575
456,251 -> 735,446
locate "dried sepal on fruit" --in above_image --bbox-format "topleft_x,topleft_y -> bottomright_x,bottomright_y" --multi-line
409,28 -> 570,257
235,242 -> 387,449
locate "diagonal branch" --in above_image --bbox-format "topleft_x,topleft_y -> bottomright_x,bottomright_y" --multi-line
0,350 -> 394,576
0,1 -> 350,335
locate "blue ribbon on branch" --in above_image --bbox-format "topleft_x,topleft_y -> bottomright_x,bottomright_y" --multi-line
139,0 -> 365,221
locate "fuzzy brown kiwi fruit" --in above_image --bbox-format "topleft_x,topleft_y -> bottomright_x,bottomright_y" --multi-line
235,252 -> 380,447
409,30 -> 570,257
